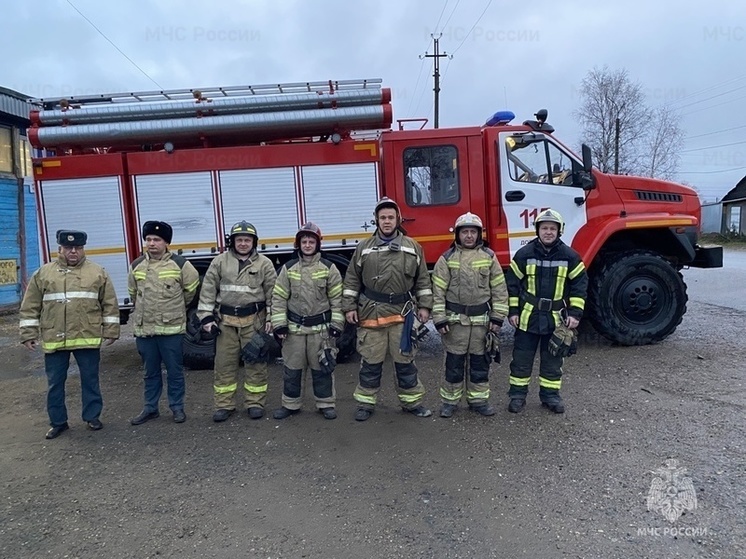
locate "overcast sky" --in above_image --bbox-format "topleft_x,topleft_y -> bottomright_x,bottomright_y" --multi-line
3,0 -> 744,201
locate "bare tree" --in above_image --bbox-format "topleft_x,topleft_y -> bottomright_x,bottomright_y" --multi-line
640,106 -> 684,180
574,66 -> 683,179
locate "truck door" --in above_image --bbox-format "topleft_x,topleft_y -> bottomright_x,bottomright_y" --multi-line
498,131 -> 589,255
387,137 -> 471,260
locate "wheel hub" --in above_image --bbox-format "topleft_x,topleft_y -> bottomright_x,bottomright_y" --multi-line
621,279 -> 660,320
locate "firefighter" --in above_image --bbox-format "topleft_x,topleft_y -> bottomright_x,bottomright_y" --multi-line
128,221 -> 200,425
20,230 -> 120,439
342,197 -> 434,421
432,213 -> 509,418
270,223 -> 345,420
197,221 -> 277,421
505,209 -> 588,414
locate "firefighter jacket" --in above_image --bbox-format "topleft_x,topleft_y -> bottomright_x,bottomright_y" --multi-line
270,253 -> 345,335
196,249 -> 276,328
128,252 -> 199,337
342,231 -> 433,328
431,244 -> 509,328
19,255 -> 120,353
505,237 -> 588,335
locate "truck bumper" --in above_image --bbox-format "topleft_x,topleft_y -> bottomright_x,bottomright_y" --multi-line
690,245 -> 723,268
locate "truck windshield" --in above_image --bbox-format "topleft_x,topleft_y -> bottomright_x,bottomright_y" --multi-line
506,137 -> 574,186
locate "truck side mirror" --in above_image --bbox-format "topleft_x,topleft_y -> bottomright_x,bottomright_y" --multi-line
582,144 -> 593,173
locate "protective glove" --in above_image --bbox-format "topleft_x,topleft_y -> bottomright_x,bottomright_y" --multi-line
328,326 -> 343,338
241,331 -> 274,364
318,346 -> 338,375
484,330 -> 501,363
548,322 -> 577,358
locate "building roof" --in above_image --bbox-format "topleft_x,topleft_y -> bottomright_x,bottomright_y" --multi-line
722,177 -> 746,203
0,86 -> 31,122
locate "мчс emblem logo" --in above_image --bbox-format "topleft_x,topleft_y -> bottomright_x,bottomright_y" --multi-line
646,459 -> 697,523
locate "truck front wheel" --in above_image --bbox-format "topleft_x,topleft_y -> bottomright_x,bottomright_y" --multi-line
588,250 -> 687,345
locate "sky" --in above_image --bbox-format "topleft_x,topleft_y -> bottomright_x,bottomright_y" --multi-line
3,0 -> 744,202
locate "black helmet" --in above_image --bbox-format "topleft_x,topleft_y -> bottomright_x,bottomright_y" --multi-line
294,222 -> 322,253
227,221 -> 258,247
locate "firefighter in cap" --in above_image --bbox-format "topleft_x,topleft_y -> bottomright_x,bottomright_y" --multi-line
197,221 -> 277,421
20,230 -> 120,439
128,221 -> 200,425
342,197 -> 434,421
270,222 -> 344,420
505,209 -> 587,414
432,212 -> 509,418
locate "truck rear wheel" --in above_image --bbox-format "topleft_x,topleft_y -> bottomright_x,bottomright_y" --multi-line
588,250 -> 687,345
183,308 -> 216,370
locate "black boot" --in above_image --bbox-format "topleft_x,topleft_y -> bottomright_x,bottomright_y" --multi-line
508,398 -> 526,413
541,394 -> 565,414
273,406 -> 300,420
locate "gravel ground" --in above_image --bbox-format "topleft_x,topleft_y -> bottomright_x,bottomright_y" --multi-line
0,251 -> 743,559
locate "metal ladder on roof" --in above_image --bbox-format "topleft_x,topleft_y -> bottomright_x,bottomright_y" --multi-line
29,78 -> 383,110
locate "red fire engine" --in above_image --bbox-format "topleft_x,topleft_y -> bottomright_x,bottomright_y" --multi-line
28,78 -> 722,367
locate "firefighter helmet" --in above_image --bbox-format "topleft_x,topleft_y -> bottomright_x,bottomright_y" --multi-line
453,212 -> 484,246
227,220 -> 258,247
373,197 -> 401,221
294,222 -> 322,253
534,209 -> 565,236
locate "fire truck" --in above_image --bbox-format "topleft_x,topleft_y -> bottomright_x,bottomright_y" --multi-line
28,78 -> 722,368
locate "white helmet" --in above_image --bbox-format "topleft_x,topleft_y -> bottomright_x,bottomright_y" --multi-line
534,209 -> 565,236
454,212 -> 484,246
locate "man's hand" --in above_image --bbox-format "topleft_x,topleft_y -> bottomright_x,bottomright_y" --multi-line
202,321 -> 217,333
509,315 -> 519,328
103,338 -> 117,346
22,340 -> 37,350
489,322 -> 502,333
565,316 -> 580,329
345,310 -> 358,324
264,321 -> 273,334
417,308 -> 430,324
437,324 -> 449,335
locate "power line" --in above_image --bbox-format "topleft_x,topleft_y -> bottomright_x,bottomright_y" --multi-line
451,0 -> 494,55
65,0 -> 162,90
679,166 -> 746,175
680,139 -> 746,153
440,0 -> 462,32
685,124 -> 746,141
666,73 -> 746,107
672,84 -> 746,111
434,0 -> 449,32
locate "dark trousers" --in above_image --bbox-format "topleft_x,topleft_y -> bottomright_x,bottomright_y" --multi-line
136,335 -> 185,412
45,348 -> 102,427
508,330 -> 564,399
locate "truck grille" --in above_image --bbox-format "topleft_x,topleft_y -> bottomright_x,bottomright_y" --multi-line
635,191 -> 683,202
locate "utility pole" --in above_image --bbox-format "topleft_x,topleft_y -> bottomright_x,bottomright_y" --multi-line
421,34 -> 451,129
614,117 -> 620,174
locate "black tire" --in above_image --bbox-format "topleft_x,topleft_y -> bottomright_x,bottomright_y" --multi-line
319,252 -> 358,362
588,250 -> 687,345
183,308 -> 215,370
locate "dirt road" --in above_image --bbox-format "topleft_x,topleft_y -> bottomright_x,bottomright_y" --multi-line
1,252 -> 744,558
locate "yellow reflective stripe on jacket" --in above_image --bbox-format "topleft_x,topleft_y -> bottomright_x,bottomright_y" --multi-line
343,288 -> 359,298
553,264 -> 567,301
509,260 -> 524,279
331,311 -> 345,323
508,296 -> 519,307
42,337 -> 102,351
568,262 -> 586,280
471,258 -> 492,268
518,303 -> 534,331
490,274 -> 505,287
569,296 -> 585,309
244,382 -> 268,394
153,325 -> 184,335
214,383 -> 238,394
328,283 -> 343,297
447,260 -> 460,269
287,271 -> 302,280
432,275 -> 448,289
311,270 -> 329,279
185,279 -> 200,292
273,284 -> 290,299
539,377 -> 562,390
158,271 -> 181,279
133,271 -> 146,280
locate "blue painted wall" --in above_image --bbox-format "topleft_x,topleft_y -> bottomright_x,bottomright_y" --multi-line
0,177 -> 39,309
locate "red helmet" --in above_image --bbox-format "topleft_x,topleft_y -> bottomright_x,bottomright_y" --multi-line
294,222 -> 322,253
